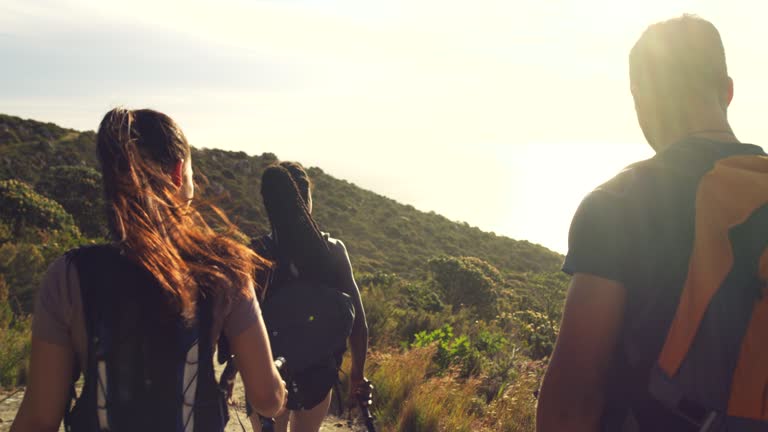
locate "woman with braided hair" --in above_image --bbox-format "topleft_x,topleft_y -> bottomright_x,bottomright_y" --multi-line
223,161 -> 369,432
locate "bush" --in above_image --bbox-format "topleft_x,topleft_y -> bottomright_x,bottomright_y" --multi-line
412,325 -> 481,377
428,256 -> 501,318
0,277 -> 31,388
0,315 -> 31,388
0,243 -> 47,309
36,165 -> 105,237
513,310 -> 559,360
0,179 -> 80,240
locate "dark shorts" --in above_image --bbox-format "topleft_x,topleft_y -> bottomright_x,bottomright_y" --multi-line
246,358 -> 340,415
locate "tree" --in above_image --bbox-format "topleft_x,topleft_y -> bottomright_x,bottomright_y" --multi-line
0,179 -> 80,240
36,165 -> 105,237
0,275 -> 12,329
0,243 -> 46,310
428,256 -> 502,318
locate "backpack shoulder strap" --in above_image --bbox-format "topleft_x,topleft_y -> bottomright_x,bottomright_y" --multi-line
63,244 -> 120,431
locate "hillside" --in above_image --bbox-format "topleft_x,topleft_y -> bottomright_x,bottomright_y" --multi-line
0,113 -> 561,277
0,113 -> 567,431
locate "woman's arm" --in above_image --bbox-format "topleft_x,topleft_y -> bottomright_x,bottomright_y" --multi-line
228,300 -> 286,418
333,240 -> 369,388
12,257 -> 77,432
11,338 -> 75,432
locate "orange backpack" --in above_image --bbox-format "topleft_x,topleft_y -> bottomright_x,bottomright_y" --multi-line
640,155 -> 768,431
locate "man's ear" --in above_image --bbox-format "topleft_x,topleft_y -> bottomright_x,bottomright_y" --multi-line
171,160 -> 184,188
725,76 -> 734,107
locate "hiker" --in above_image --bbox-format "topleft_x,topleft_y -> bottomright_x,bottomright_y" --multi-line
11,108 -> 286,432
221,161 -> 369,432
537,15 -> 768,432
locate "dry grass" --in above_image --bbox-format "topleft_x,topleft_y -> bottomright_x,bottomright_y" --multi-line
359,346 -> 544,432
482,359 -> 545,432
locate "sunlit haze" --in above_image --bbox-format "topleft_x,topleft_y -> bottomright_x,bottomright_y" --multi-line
2,0 -> 766,253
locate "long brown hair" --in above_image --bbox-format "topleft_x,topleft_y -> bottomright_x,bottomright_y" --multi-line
97,108 -> 266,321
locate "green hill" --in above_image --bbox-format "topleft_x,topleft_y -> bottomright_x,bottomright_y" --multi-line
0,113 -> 562,278
0,114 -> 568,428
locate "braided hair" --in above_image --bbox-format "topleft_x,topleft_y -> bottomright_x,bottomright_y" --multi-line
260,164 -> 336,285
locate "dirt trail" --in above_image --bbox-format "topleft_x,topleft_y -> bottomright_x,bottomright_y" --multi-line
0,364 -> 364,432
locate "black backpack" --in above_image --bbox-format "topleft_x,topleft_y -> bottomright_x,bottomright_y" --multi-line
64,245 -> 228,432
258,236 -> 356,409
262,277 -> 355,372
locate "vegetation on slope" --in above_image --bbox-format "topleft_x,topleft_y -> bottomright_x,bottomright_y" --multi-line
0,114 -> 569,431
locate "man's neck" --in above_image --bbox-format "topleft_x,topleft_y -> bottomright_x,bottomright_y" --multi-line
655,105 -> 739,152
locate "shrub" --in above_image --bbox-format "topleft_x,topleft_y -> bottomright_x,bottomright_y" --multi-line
428,256 -> 501,319
412,325 -> 482,377
513,310 -> 559,360
0,180 -> 79,236
0,277 -> 32,388
0,315 -> 31,388
36,165 -> 105,237
0,242 -> 46,308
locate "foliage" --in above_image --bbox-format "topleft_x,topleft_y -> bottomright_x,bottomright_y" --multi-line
396,375 -> 482,432
428,256 -> 502,318
0,179 -> 80,241
0,276 -> 11,328
412,325 -> 478,376
367,347 -> 437,427
483,359 -> 547,432
0,113 -> 563,280
514,272 -> 569,325
0,314 -> 31,388
0,113 -> 572,432
513,310 -> 559,360
402,280 -> 444,312
0,276 -> 31,388
36,165 -> 105,237
365,346 -> 544,432
0,243 -> 47,309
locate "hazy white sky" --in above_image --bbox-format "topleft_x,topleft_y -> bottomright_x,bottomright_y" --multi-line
1,0 -> 766,253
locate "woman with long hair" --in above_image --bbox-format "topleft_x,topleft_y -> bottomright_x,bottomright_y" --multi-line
11,108 -> 285,432
251,161 -> 369,432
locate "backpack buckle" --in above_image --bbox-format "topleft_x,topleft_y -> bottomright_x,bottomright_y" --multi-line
648,366 -> 722,432
696,411 -> 719,432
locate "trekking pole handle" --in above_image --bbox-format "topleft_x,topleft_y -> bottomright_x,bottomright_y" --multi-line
356,379 -> 376,432
274,357 -> 286,373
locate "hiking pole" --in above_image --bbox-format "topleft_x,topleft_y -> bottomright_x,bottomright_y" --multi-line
356,379 -> 377,432
260,357 -> 287,432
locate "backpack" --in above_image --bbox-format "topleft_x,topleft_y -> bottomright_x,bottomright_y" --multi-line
261,277 -> 355,372
624,154 -> 768,431
63,245 -> 228,432
258,236 -> 356,410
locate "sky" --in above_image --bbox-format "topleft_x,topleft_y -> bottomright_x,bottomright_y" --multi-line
1,0 -> 767,253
